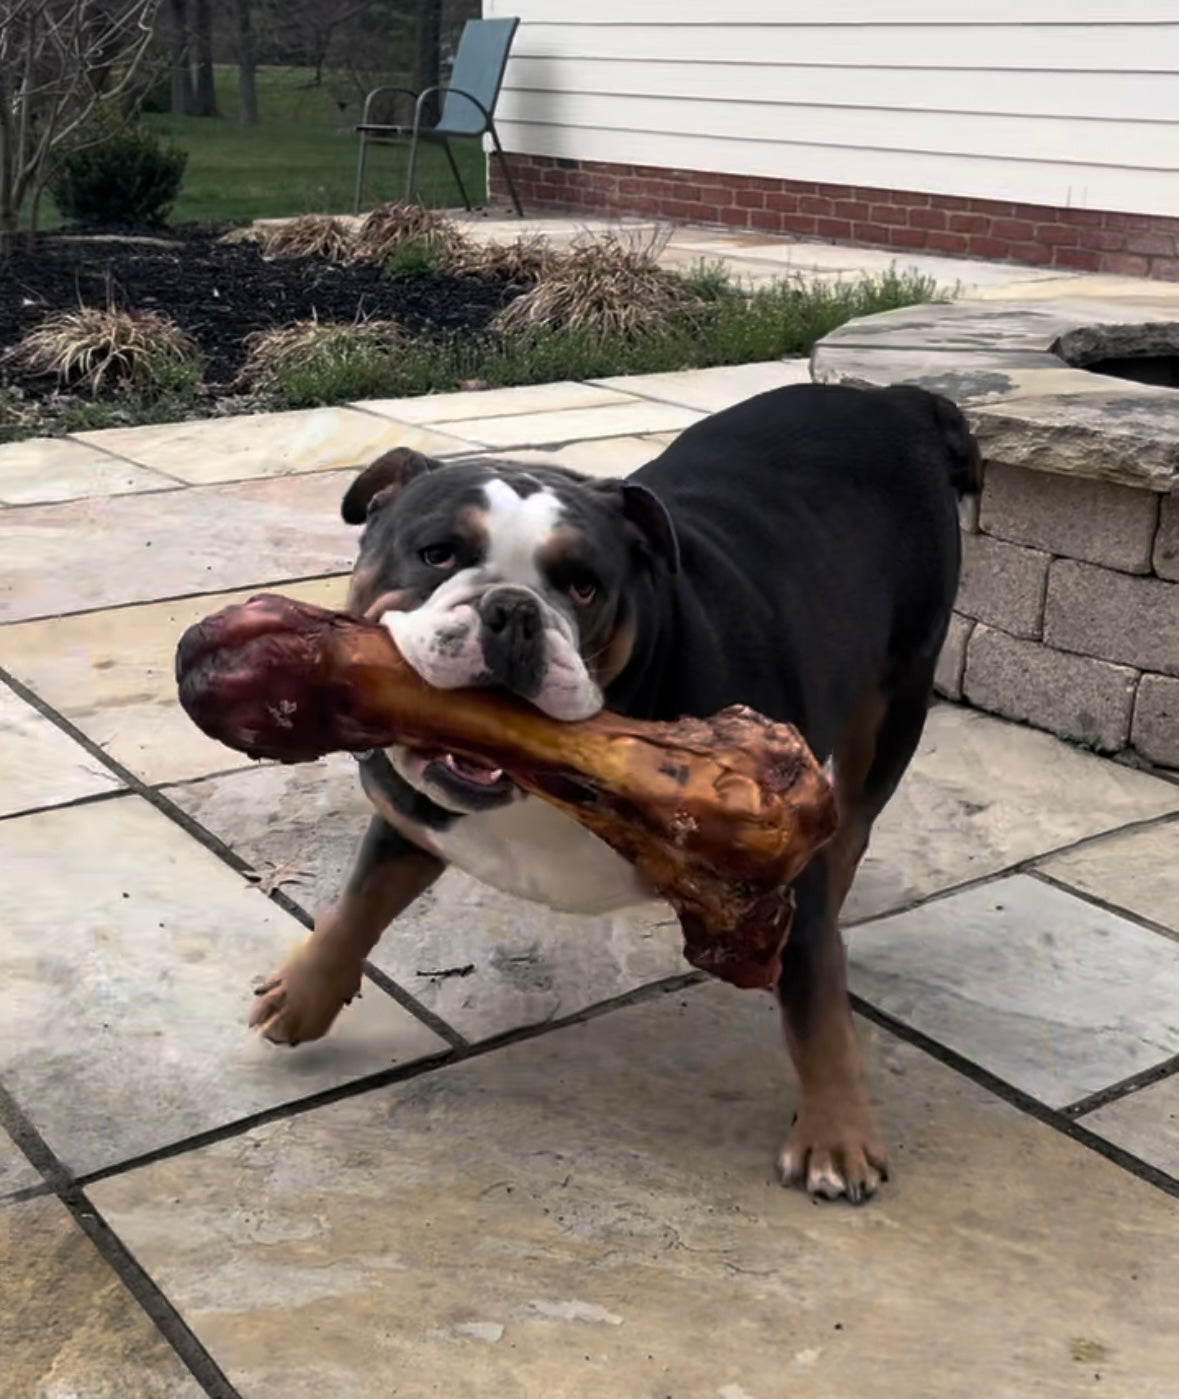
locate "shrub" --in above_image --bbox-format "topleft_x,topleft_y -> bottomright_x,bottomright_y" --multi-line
49,125 -> 187,226
7,307 -> 201,396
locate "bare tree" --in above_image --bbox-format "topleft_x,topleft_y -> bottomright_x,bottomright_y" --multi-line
230,0 -> 257,124
191,0 -> 217,115
166,0 -> 193,114
0,0 -> 161,240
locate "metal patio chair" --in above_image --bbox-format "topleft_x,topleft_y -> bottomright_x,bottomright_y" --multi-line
352,16 -> 524,217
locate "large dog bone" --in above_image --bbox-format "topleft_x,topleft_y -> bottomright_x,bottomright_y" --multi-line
174,594 -> 837,989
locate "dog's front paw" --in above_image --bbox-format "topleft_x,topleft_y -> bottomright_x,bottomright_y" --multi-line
777,1096 -> 889,1205
248,944 -> 363,1047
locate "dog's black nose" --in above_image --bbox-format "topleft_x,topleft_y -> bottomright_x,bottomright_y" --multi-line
479,588 -> 544,697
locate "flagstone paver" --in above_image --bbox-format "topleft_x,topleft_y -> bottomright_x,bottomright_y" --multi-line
355,379 -> 635,426
0,577 -> 348,785
0,1194 -> 204,1398
848,874 -> 1179,1107
0,796 -> 448,1176
443,399 -> 703,450
844,704 -> 1179,924
0,469 -> 355,623
0,1127 -> 40,1201
590,359 -> 812,412
0,436 -> 179,505
168,755 -> 685,1044
1036,819 -> 1179,939
0,682 -> 124,816
74,407 -> 478,485
1083,1074 -> 1179,1178
88,986 -> 1179,1399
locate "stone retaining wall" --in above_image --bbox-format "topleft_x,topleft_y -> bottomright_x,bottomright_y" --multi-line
934,466 -> 1179,769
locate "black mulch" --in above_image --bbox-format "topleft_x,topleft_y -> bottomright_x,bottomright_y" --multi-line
0,222 -> 519,395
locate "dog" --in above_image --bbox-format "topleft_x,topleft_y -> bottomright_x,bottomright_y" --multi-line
250,381 -> 980,1203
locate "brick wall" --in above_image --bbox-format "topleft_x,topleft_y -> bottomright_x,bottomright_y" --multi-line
491,154 -> 1179,281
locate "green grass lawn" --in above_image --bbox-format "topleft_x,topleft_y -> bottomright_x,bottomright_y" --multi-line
44,65 -> 487,228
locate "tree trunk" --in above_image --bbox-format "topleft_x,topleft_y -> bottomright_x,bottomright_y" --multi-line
192,0 -> 220,117
415,0 -> 442,127
231,0 -> 259,124
168,0 -> 195,115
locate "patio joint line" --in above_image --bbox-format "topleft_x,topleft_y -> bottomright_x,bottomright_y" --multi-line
1061,1052 -> 1179,1120
73,973 -> 706,1192
0,661 -> 463,1053
1029,867 -> 1179,947
0,784 -> 128,826
61,433 -> 192,487
0,1080 -> 242,1399
0,570 -> 350,629
842,808 -> 1179,933
850,996 -> 1179,1201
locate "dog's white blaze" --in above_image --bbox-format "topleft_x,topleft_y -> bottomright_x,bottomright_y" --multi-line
481,477 -> 564,589
421,796 -> 653,915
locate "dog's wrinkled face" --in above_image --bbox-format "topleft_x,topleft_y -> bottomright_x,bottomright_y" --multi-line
341,447 -> 678,813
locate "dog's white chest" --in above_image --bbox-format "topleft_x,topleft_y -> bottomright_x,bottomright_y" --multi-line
423,797 -> 654,915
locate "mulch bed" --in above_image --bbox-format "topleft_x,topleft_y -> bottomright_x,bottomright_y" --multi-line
0,222 -> 519,397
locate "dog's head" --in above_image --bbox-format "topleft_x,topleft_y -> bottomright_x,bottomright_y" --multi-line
341,448 -> 678,813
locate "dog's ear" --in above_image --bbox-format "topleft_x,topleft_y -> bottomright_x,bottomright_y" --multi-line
340,448 -> 438,525
594,479 -> 680,574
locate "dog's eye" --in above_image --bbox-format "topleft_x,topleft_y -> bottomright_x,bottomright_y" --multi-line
567,576 -> 598,607
420,544 -> 456,569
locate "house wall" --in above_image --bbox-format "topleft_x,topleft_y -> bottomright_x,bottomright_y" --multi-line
484,2 -> 1179,277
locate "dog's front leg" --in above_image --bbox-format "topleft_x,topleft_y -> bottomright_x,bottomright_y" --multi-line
250,815 -> 444,1046
774,861 -> 888,1204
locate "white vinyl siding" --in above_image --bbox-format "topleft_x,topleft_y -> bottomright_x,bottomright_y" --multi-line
484,3 -> 1179,217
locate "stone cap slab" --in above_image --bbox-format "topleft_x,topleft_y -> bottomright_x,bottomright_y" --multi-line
811,297 -> 1179,492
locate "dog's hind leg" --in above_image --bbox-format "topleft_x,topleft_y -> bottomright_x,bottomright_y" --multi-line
775,677 -> 934,1202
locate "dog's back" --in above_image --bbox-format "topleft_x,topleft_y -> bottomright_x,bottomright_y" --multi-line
627,382 -> 979,756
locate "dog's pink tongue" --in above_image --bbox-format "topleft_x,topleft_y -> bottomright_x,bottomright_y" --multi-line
444,752 -> 505,785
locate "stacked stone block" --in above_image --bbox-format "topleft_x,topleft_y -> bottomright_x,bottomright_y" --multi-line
935,466 -> 1179,769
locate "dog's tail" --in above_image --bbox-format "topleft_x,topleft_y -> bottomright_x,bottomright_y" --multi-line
928,391 -> 983,499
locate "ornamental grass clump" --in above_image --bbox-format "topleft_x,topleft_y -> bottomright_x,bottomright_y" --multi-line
255,215 -> 357,262
491,229 -> 702,340
238,317 -> 407,405
352,201 -> 470,269
446,232 -> 561,284
8,307 -> 201,395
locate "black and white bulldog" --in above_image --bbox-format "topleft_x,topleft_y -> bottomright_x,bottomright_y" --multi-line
251,381 -> 979,1203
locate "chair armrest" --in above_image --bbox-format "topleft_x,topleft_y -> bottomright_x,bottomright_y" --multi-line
413,84 -> 493,135
362,85 -> 419,125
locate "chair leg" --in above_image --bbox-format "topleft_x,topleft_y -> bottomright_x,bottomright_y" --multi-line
489,125 -> 524,218
406,132 -> 421,205
442,140 -> 472,211
353,133 -> 370,216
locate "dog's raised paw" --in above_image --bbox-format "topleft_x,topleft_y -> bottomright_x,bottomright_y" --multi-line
248,948 -> 362,1047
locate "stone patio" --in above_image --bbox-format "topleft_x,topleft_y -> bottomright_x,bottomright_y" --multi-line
2,228 -> 1179,1398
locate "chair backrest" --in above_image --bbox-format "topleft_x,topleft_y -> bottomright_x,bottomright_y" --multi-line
438,17 -> 520,135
